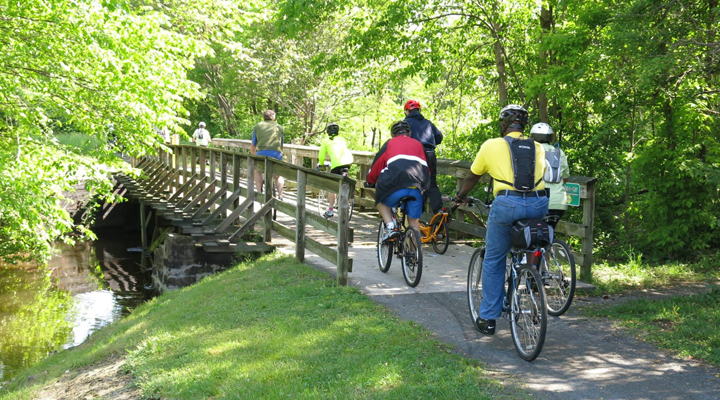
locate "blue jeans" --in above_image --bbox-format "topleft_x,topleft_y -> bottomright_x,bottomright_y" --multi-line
480,194 -> 549,320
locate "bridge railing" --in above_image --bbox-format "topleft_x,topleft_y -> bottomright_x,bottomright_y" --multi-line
212,139 -> 596,280
139,143 -> 355,285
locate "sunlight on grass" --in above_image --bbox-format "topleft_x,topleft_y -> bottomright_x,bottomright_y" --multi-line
588,249 -> 720,294
2,252 -> 524,400
587,287 -> 720,367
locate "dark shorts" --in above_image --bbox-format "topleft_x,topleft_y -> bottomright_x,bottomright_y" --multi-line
330,165 -> 351,175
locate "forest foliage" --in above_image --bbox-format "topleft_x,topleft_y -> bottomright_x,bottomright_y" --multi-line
0,0 -> 718,263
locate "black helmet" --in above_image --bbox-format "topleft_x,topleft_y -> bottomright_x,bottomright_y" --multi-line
326,122 -> 339,136
530,122 -> 555,143
499,104 -> 528,134
390,120 -> 411,137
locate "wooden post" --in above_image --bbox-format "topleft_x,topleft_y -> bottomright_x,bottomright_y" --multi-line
336,180 -> 351,286
140,202 -> 147,250
263,158 -> 273,242
220,151 -> 228,205
233,154 -> 241,220
209,150 -> 216,182
199,148 -> 206,179
247,157 -> 255,221
581,179 -> 596,281
296,169 -> 307,262
181,146 -> 188,184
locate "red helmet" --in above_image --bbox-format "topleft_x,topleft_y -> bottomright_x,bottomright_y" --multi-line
404,100 -> 421,111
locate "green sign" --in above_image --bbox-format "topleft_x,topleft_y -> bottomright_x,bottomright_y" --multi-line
565,182 -> 581,207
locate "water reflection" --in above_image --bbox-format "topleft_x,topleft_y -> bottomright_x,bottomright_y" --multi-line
0,232 -> 150,382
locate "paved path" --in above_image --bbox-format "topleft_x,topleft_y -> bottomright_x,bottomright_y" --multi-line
270,206 -> 720,400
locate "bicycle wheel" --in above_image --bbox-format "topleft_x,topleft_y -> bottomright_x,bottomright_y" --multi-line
466,248 -> 485,330
543,238 -> 577,316
401,227 -> 423,287
510,265 -> 547,361
430,217 -> 450,254
348,198 -> 354,221
377,221 -> 393,272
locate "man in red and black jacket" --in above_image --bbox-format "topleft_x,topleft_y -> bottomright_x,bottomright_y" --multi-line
366,120 -> 430,241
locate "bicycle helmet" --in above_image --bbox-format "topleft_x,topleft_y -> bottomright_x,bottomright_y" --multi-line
530,122 -> 555,143
326,122 -> 339,137
198,121 -> 206,128
390,120 -> 411,137
499,104 -> 528,134
404,100 -> 421,111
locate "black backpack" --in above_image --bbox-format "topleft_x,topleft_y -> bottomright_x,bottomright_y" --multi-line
495,136 -> 542,192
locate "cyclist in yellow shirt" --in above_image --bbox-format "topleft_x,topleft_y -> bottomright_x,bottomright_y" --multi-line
318,123 -> 354,218
455,104 -> 549,335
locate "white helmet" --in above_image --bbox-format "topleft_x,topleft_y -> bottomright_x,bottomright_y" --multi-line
198,121 -> 206,128
530,122 -> 555,143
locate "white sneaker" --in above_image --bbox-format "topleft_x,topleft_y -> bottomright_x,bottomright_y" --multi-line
323,210 -> 334,218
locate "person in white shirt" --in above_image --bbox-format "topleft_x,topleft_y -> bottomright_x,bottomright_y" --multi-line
192,121 -> 211,147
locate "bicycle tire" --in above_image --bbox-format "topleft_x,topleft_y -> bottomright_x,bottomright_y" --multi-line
348,198 -> 354,221
543,238 -> 577,316
377,221 -> 393,273
466,247 -> 485,330
401,227 -> 423,287
510,265 -> 547,361
430,217 -> 450,254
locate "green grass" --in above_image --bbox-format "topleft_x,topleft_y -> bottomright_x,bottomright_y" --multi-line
586,286 -> 720,367
1,253 -> 526,400
586,250 -> 720,294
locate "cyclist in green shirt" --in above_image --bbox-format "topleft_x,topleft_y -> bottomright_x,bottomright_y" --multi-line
318,123 -> 354,218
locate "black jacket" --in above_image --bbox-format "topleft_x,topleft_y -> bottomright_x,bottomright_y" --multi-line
404,110 -> 443,149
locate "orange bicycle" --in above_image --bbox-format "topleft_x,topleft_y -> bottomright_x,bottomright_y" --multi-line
419,209 -> 451,254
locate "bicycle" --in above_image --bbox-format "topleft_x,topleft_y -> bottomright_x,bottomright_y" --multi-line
464,197 -> 548,361
375,195 -> 423,288
316,164 -> 354,221
419,208 -> 451,254
540,214 -> 576,316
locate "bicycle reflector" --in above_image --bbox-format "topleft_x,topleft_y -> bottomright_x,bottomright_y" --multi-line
534,250 -> 542,258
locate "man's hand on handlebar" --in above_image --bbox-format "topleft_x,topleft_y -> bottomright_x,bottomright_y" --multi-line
363,181 -> 375,188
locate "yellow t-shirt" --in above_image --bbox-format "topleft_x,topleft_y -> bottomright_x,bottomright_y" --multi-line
470,132 -> 546,196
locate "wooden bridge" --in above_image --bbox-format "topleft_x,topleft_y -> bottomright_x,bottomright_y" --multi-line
114,139 -> 597,286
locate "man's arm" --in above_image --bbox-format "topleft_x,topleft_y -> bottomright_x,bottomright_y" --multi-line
433,123 -> 443,146
366,141 -> 389,184
250,128 -> 257,155
456,173 -> 482,201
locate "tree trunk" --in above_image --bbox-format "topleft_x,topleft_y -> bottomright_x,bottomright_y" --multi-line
493,33 -> 508,105
537,6 -> 553,122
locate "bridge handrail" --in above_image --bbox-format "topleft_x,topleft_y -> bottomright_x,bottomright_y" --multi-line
211,138 -> 596,280
139,143 -> 355,285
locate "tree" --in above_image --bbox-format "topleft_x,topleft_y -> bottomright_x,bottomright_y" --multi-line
0,0 -> 204,263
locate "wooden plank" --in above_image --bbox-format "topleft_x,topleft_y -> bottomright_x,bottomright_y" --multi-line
230,199 -> 273,242
296,169 -> 307,262
168,174 -> 199,203
192,183 -> 227,219
176,178 -> 206,207
215,194 -> 255,233
201,241 -> 275,253
201,186 -> 244,226
336,181 -> 351,285
556,221 -> 585,238
262,159 -> 273,242
305,235 -> 339,267
183,178 -> 217,213
307,172 -> 342,194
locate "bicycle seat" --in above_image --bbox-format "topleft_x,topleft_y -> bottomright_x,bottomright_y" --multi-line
543,214 -> 561,224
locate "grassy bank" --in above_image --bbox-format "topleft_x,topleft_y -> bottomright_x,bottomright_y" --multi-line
587,287 -> 720,367
584,251 -> 720,367
1,253 -> 525,400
